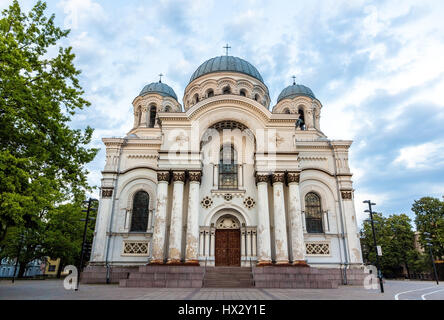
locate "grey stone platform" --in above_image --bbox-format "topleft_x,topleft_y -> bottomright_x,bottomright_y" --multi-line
81,265 -> 366,289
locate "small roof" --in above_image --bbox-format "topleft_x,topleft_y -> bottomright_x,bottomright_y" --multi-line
277,84 -> 316,102
139,81 -> 177,100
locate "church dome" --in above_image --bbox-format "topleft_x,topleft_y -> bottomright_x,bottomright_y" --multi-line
139,81 -> 177,100
277,84 -> 316,102
189,56 -> 264,84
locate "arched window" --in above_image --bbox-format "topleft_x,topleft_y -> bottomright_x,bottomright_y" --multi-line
218,145 -> 238,189
148,106 -> 156,128
194,93 -> 199,104
130,191 -> 149,232
239,89 -> 246,97
223,86 -> 231,94
137,106 -> 142,126
254,93 -> 260,101
305,192 -> 323,233
207,89 -> 214,98
283,108 -> 290,114
297,108 -> 305,130
164,105 -> 171,112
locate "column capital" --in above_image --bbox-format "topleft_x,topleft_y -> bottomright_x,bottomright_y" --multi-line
271,172 -> 285,184
172,171 -> 186,182
157,171 -> 170,182
255,173 -> 269,184
340,189 -> 353,200
188,171 -> 202,183
287,172 -> 300,184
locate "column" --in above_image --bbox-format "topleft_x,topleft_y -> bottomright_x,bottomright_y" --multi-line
204,229 -> 210,257
210,228 -> 215,257
255,174 -> 272,265
287,172 -> 307,265
241,228 -> 246,260
247,229 -> 252,258
323,210 -> 329,232
341,190 -> 363,264
151,172 -> 170,264
199,229 -> 204,257
167,171 -> 185,264
185,171 -> 201,265
272,172 -> 289,264
252,230 -> 257,257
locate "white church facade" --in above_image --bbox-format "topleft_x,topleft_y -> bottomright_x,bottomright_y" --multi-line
89,55 -> 363,278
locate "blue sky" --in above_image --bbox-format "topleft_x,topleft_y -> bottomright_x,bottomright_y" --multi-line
3,0 -> 444,226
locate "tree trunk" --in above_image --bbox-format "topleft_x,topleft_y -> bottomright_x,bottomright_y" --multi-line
18,262 -> 27,278
56,257 -> 64,278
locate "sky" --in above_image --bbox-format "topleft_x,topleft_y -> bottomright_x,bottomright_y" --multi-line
2,0 -> 444,226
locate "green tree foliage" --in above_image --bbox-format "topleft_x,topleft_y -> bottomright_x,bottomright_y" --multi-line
0,200 -> 97,278
0,1 -> 98,241
412,197 -> 444,260
360,213 -> 426,278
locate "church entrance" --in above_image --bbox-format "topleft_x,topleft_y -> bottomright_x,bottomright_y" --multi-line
214,215 -> 241,266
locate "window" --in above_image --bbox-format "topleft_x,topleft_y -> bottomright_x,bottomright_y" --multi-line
164,105 -> 171,112
305,192 -> 323,233
218,145 -> 238,189
297,108 -> 305,130
239,89 -> 246,97
207,89 -> 214,98
137,106 -> 142,125
254,94 -> 260,101
148,106 -> 156,128
194,93 -> 199,104
48,265 -> 56,272
223,86 -> 231,94
130,191 -> 150,232
284,108 -> 290,114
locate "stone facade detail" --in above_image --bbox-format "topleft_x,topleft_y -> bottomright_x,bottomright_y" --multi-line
157,171 -> 170,182
341,190 -> 353,200
101,188 -> 113,198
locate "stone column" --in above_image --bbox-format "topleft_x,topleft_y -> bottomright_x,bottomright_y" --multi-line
241,228 -> 246,260
247,229 -> 252,258
287,172 -> 307,265
252,230 -> 257,257
185,171 -> 201,265
199,229 -> 204,257
255,174 -> 272,265
151,172 -> 170,264
272,172 -> 289,264
341,190 -> 363,264
204,229 -> 210,257
167,171 -> 185,264
210,228 -> 215,257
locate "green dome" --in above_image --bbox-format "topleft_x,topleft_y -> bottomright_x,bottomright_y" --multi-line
139,81 -> 177,100
189,56 -> 264,84
277,84 -> 316,102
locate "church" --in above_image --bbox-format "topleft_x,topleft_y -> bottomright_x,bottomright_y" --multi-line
84,53 -> 365,288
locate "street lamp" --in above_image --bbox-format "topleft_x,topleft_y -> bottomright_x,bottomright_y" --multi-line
363,200 -> 384,293
76,197 -> 98,291
424,232 -> 439,285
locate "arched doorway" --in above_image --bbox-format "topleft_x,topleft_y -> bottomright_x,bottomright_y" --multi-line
215,215 -> 241,266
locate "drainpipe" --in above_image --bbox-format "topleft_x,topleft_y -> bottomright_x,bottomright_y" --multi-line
104,138 -> 127,284
328,140 -> 349,285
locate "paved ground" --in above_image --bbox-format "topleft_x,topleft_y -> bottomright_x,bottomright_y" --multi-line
0,279 -> 443,300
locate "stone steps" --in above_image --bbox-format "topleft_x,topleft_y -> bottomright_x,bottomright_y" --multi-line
203,267 -> 254,288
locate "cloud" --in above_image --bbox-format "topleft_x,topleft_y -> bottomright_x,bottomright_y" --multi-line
394,141 -> 444,170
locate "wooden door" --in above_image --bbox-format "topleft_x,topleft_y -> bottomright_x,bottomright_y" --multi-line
215,229 -> 240,266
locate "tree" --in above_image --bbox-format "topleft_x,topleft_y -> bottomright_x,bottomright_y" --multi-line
360,213 -> 423,278
412,197 -> 444,260
0,1 -> 98,241
44,201 -> 97,277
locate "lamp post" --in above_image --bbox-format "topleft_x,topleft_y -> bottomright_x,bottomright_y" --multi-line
363,200 -> 384,293
76,197 -> 98,291
424,232 -> 439,285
